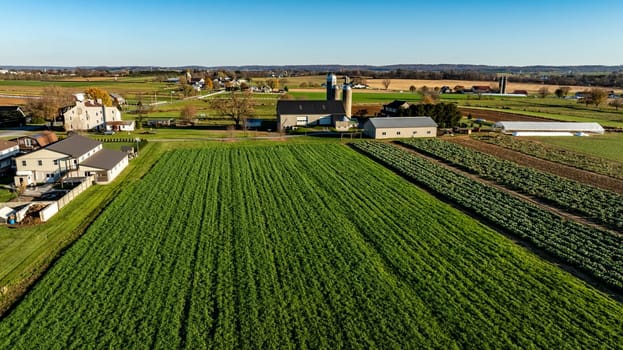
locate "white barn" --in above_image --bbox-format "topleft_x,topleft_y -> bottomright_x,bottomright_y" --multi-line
363,117 -> 437,139
493,121 -> 605,136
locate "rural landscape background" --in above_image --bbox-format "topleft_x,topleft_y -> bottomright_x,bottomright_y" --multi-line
1,0 -> 623,348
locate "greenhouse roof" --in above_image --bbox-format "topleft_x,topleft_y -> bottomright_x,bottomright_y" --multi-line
493,121 -> 604,134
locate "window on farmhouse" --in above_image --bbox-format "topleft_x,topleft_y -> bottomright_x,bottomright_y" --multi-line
427,130 -> 431,134
382,132 -> 386,136
396,131 -> 401,135
21,160 -> 26,166
413,131 -> 417,134
38,160 -> 43,166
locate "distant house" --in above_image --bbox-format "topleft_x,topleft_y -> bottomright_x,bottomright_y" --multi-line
472,86 -> 492,94
245,118 -> 263,129
276,100 -> 346,131
14,135 -> 128,186
363,117 -> 438,139
12,131 -> 58,153
0,140 -> 19,176
50,100 -> 122,131
109,93 -> 126,107
0,106 -> 29,127
381,100 -> 410,117
440,86 -> 452,94
147,119 -> 174,127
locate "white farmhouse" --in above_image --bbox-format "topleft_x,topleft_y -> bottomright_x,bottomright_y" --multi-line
54,100 -> 122,131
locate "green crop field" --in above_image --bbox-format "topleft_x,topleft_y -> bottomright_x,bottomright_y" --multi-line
1,143 -> 622,348
475,134 -> 623,178
531,133 -> 623,163
290,90 -> 424,104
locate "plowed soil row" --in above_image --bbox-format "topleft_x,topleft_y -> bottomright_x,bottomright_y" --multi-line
445,136 -> 623,194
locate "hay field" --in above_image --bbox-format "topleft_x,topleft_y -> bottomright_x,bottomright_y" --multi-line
365,79 -> 594,94
285,75 -> 613,94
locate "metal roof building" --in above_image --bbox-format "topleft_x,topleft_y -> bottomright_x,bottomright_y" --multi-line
364,117 -> 438,139
493,121 -> 605,136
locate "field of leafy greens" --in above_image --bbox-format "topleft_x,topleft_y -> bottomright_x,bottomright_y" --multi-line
1,143 -> 622,349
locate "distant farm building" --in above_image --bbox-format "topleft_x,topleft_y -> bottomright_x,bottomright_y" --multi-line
11,131 -> 58,153
381,100 -> 411,117
493,121 -> 605,136
363,117 -> 437,139
107,120 -> 135,132
277,100 -> 347,130
276,73 -> 353,131
0,106 -> 28,127
109,93 -> 126,107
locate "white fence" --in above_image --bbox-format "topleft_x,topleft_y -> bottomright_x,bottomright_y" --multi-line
0,175 -> 95,224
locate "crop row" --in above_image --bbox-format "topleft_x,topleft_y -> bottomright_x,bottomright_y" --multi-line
399,138 -> 623,230
352,140 -> 623,289
474,135 -> 623,179
1,144 -> 623,348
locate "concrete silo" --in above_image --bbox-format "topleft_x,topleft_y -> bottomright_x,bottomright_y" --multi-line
342,78 -> 352,118
326,73 -> 338,100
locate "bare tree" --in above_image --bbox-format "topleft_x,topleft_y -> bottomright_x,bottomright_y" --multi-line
609,98 -> 623,110
179,105 -> 197,123
560,86 -> 571,97
537,87 -> 549,98
382,79 -> 391,90
25,85 -> 74,123
589,88 -> 608,107
210,91 -> 256,129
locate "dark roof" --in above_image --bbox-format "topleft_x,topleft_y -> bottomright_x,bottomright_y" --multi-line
0,106 -> 25,114
80,149 -> 127,170
366,117 -> 438,129
277,100 -> 345,115
383,100 -> 409,109
47,135 -> 101,157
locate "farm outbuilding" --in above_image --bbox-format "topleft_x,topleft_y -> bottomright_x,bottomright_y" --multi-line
493,121 -> 605,136
363,117 -> 437,139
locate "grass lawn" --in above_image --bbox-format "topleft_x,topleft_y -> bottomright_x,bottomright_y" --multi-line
531,133 -> 623,162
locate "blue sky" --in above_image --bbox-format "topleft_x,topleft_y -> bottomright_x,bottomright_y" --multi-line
2,0 -> 622,67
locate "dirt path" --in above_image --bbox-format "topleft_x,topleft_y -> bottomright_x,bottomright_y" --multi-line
445,136 -> 623,195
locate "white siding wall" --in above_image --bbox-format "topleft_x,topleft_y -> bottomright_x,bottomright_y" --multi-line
366,126 -> 437,139
63,102 -> 122,131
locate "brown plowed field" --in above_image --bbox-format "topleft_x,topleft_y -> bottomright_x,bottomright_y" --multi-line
446,136 -> 623,194
459,107 -> 549,122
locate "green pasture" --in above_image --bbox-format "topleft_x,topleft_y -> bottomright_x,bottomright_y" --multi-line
530,133 -> 623,162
